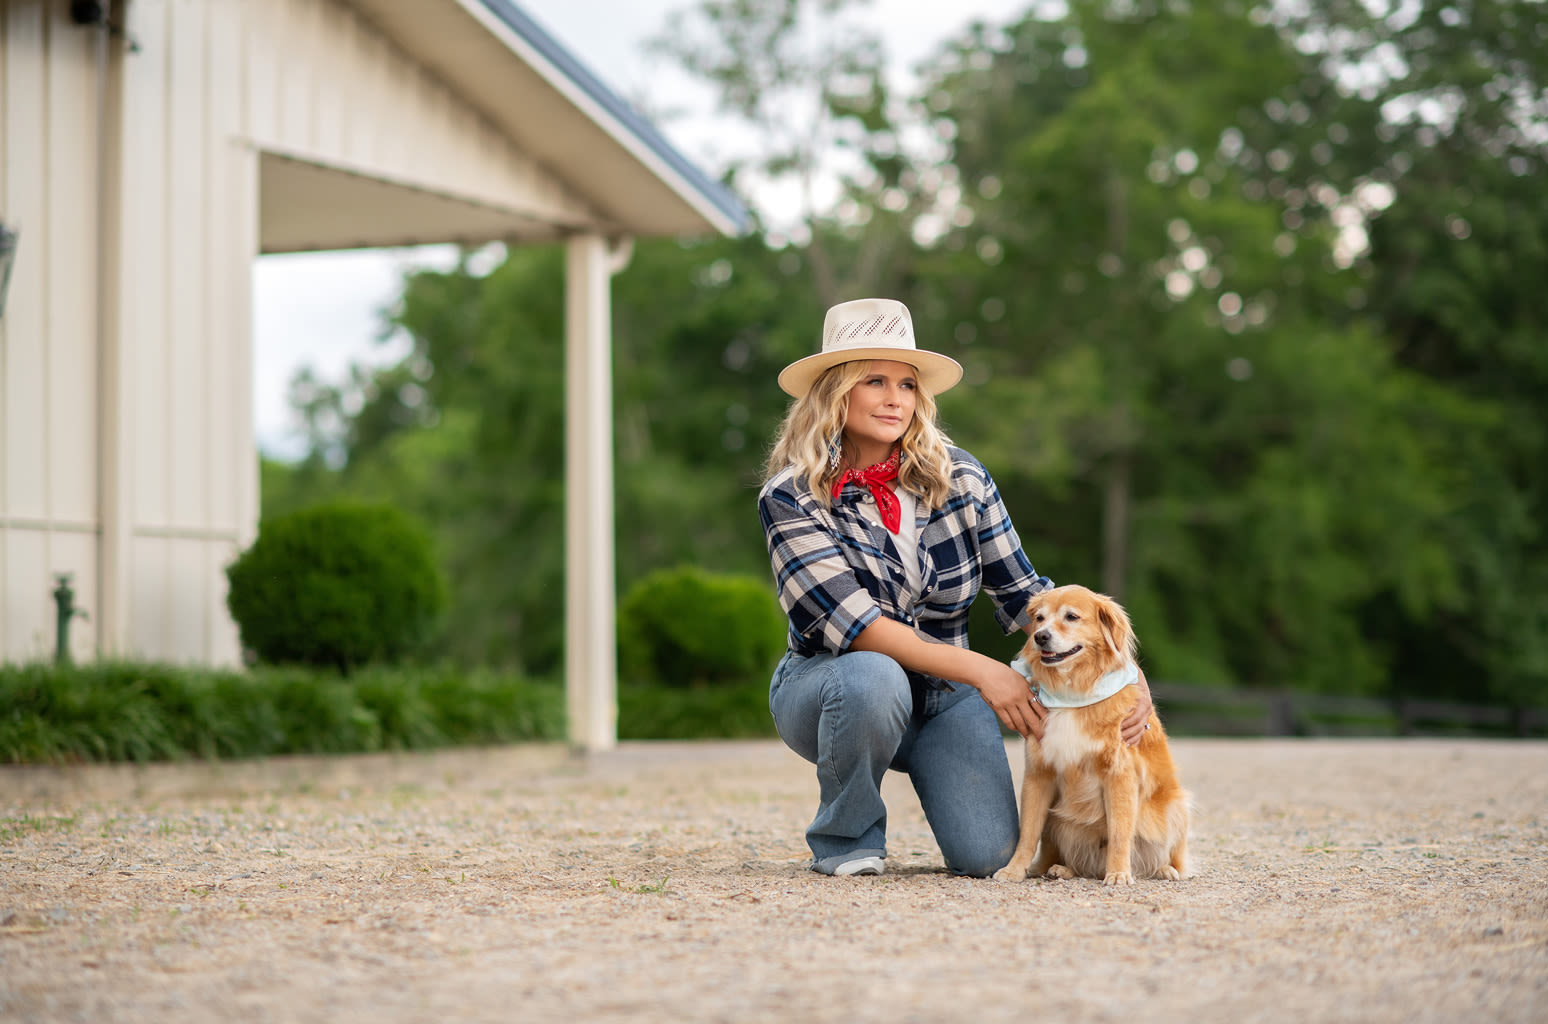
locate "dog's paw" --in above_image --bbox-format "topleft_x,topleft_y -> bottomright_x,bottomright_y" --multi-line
993,864 -> 1028,882
1045,864 -> 1075,880
1103,870 -> 1135,886
1157,866 -> 1182,881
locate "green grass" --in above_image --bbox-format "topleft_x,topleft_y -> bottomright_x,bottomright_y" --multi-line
608,875 -> 672,894
0,813 -> 80,842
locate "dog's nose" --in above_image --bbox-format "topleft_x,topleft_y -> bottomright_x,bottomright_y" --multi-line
1033,629 -> 1050,647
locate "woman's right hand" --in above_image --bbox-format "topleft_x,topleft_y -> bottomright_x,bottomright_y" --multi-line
975,661 -> 1047,739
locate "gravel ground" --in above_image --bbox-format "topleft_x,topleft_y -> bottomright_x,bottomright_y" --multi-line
1,737 -> 1545,1023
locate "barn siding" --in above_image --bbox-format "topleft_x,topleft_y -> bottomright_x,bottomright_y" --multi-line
0,0 -> 608,666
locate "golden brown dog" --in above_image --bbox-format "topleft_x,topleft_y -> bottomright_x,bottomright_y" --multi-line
994,585 -> 1190,885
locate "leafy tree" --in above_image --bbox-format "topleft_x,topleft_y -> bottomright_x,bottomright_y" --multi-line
264,0 -> 1547,709
287,238 -> 810,673
649,0 -> 923,302
907,0 -> 1492,694
1272,0 -> 1548,703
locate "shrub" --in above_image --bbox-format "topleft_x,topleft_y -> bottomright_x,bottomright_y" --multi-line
618,679 -> 780,739
616,566 -> 786,688
225,502 -> 446,672
0,661 -> 565,764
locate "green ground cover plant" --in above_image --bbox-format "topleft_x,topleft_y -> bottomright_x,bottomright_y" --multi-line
0,662 -> 563,765
0,661 -> 778,764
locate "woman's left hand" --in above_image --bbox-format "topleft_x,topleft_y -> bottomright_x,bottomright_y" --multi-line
1121,668 -> 1155,747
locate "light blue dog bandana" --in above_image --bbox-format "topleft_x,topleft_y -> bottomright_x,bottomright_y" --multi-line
1010,655 -> 1139,709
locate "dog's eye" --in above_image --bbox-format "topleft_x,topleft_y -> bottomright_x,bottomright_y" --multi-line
1064,612 -> 1080,622
1033,613 -> 1044,623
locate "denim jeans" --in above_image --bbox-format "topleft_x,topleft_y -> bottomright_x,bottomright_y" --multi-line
769,649 -> 1019,877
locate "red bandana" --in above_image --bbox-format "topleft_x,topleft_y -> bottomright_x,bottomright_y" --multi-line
831,446 -> 903,533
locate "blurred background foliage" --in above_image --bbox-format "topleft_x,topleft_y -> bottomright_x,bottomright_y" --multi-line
262,0 -> 1548,708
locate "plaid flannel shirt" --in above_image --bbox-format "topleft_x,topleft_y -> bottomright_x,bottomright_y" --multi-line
758,446 -> 1052,686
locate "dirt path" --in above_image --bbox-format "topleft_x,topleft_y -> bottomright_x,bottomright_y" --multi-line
2,738 -> 1545,1023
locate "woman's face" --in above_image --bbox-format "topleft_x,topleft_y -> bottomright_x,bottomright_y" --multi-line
843,360 -> 919,465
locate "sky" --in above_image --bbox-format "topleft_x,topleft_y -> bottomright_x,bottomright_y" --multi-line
253,0 -> 1038,459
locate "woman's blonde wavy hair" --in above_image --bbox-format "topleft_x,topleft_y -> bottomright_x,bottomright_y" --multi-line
763,360 -> 955,509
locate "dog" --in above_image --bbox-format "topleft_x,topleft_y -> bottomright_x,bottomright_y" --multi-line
993,585 -> 1190,885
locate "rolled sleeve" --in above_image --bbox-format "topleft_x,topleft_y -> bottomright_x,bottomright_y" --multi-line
760,487 -> 882,653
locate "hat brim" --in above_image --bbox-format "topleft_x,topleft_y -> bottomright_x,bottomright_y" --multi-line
777,347 -> 964,398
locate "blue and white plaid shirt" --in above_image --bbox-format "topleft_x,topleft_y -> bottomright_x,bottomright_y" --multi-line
758,446 -> 1052,686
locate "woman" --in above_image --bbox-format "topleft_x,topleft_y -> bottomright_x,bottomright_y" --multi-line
758,297 -> 1153,877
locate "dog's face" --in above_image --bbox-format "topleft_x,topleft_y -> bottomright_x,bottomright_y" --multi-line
1022,585 -> 1135,685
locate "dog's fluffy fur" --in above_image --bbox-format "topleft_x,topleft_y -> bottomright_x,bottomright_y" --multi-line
994,585 -> 1190,886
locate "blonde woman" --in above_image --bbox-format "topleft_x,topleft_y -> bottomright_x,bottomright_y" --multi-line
759,297 -> 1153,877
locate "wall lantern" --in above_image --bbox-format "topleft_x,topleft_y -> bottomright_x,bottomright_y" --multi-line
70,1 -> 140,51
0,221 -> 18,319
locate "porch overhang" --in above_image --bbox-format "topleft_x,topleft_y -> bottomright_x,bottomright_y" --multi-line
259,152 -> 578,254
343,0 -> 749,241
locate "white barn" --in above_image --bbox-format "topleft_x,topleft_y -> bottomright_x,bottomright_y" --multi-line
0,0 -> 747,750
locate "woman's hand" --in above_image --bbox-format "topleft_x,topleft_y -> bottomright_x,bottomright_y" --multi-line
849,617 -> 1050,738
977,662 -> 1048,740
1121,667 -> 1155,746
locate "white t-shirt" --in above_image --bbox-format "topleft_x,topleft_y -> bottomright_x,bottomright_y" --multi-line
854,486 -> 924,599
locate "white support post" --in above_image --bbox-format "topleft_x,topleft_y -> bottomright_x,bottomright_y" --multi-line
564,234 -> 618,752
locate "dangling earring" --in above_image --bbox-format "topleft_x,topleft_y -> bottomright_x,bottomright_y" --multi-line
826,431 -> 843,471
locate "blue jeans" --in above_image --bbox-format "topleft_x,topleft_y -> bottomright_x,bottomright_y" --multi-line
769,650 -> 1019,877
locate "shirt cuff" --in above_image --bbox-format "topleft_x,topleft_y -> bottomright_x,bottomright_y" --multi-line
828,596 -> 882,653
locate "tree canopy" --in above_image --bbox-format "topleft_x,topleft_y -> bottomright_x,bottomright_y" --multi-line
263,0 -> 1548,705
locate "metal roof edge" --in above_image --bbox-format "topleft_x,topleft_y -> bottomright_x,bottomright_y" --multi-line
476,0 -> 752,236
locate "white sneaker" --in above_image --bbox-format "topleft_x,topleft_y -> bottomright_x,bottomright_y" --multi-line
832,855 -> 886,876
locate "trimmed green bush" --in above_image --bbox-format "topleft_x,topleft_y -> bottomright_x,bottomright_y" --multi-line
225,502 -> 446,671
616,566 -> 786,689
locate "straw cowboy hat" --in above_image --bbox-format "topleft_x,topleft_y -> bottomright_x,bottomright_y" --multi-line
777,297 -> 964,398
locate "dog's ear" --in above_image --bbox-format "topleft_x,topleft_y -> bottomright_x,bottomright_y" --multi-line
1094,593 -> 1137,663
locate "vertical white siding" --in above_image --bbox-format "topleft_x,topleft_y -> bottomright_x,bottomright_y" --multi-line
244,2 -> 278,145
2,0 -> 612,668
275,0 -> 316,153
0,2 -> 8,654
106,0 -> 253,663
45,17 -> 98,529
166,537 -> 206,662
2,2 -> 47,530
206,4 -> 254,665
0,0 -> 255,666
2,539 -> 49,660
244,0 -> 592,234
1,0 -> 103,662
166,1 -> 206,536
121,1 -> 172,656
128,537 -> 167,659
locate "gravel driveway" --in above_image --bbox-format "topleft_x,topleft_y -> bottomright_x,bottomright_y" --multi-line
2,737 -> 1545,1023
